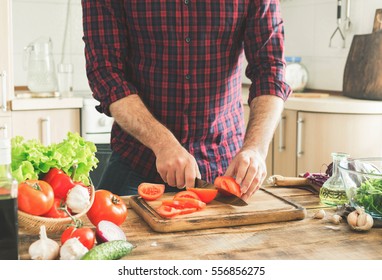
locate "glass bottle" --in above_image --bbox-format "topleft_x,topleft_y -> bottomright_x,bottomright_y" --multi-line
319,152 -> 350,206
0,125 -> 19,260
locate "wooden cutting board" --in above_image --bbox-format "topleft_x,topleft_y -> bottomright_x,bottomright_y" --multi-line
129,188 -> 306,233
343,31 -> 382,100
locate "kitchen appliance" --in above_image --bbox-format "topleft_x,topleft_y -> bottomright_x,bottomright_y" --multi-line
129,188 -> 306,233
80,93 -> 114,188
23,37 -> 58,94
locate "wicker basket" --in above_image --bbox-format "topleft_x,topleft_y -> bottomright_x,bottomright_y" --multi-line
18,185 -> 95,235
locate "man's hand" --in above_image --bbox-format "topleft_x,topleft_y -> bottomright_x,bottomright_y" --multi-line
226,95 -> 284,201
155,143 -> 201,189
110,94 -> 200,189
224,148 -> 267,201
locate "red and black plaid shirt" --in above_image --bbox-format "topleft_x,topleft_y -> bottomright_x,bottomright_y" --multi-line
82,0 -> 291,183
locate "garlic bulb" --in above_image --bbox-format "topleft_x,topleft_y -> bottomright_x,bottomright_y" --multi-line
66,185 -> 91,213
60,237 -> 89,260
347,207 -> 374,231
28,225 -> 60,260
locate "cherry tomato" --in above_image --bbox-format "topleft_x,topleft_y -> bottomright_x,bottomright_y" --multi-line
138,183 -> 165,201
214,176 -> 241,197
43,198 -> 70,218
174,190 -> 201,200
186,187 -> 218,204
18,180 -> 54,216
61,226 -> 96,250
156,205 -> 181,219
86,189 -> 128,227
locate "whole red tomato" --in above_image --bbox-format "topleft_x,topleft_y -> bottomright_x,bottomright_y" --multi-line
43,168 -> 85,199
86,190 -> 128,227
61,226 -> 95,250
18,180 -> 54,216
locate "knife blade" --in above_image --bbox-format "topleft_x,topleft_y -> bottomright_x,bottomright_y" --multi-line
194,178 -> 248,207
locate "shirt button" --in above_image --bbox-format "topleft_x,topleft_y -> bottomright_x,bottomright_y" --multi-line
185,37 -> 191,43
184,0 -> 189,5
185,74 -> 191,80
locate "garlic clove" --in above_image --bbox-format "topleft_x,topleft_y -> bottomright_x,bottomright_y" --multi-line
312,209 -> 326,219
328,214 -> 342,225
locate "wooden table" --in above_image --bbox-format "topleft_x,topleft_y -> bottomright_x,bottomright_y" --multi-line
18,186 -> 382,260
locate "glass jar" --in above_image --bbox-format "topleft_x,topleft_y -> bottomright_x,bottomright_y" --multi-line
319,152 -> 350,206
285,56 -> 309,92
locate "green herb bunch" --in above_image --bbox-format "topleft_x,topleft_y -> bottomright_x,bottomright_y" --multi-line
355,178 -> 382,218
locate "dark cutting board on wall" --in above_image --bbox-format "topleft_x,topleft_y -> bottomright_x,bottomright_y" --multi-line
343,31 -> 382,100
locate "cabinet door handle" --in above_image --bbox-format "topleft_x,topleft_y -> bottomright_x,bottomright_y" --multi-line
41,117 -> 51,145
297,118 -> 304,158
278,115 -> 286,152
0,71 -> 6,112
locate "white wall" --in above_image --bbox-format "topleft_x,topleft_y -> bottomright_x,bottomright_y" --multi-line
280,0 -> 382,91
12,0 -> 382,92
13,0 -> 89,91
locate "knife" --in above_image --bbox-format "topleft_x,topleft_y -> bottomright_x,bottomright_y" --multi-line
194,178 -> 248,207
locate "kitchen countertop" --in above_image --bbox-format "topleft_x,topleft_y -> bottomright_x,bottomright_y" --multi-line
10,96 -> 83,111
242,85 -> 382,114
18,186 -> 382,260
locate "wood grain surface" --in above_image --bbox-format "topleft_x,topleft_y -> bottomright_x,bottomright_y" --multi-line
18,186 -> 382,260
129,188 -> 306,232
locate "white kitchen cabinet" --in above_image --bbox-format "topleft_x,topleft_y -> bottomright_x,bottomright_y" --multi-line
0,0 -> 14,111
273,108 -> 382,177
12,109 -> 81,145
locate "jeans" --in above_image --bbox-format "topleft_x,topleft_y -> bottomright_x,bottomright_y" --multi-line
97,152 -> 175,196
97,152 -> 151,196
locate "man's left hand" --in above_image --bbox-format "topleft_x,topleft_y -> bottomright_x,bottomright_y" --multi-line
224,148 -> 267,201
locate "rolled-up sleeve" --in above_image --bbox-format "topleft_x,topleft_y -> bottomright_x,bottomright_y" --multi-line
244,0 -> 292,104
82,0 -> 138,116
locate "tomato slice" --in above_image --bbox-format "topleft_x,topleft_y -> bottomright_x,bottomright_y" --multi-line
156,205 -> 181,219
174,190 -> 201,200
186,187 -> 218,204
138,183 -> 165,201
172,197 -> 206,209
214,176 -> 241,197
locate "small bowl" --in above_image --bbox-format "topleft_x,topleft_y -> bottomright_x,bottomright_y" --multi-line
339,157 -> 382,219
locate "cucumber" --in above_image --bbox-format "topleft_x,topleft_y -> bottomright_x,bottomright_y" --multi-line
81,240 -> 134,260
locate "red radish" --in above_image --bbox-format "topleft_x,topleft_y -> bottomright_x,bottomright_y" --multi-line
96,220 -> 127,244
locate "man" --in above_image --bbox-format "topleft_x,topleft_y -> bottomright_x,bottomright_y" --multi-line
82,0 -> 291,201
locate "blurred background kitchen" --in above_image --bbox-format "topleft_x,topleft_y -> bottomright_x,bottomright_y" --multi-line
8,0 -> 382,92
1,0 -> 382,183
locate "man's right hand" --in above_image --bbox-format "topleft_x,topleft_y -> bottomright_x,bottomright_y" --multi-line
155,142 -> 201,189
110,94 -> 200,189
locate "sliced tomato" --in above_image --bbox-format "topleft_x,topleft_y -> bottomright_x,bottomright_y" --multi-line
138,183 -> 165,201
172,197 -> 206,209
156,205 -> 181,219
186,187 -> 218,204
174,190 -> 201,200
214,176 -> 241,197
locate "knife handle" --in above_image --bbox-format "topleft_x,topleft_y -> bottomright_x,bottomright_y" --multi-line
267,175 -> 310,187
